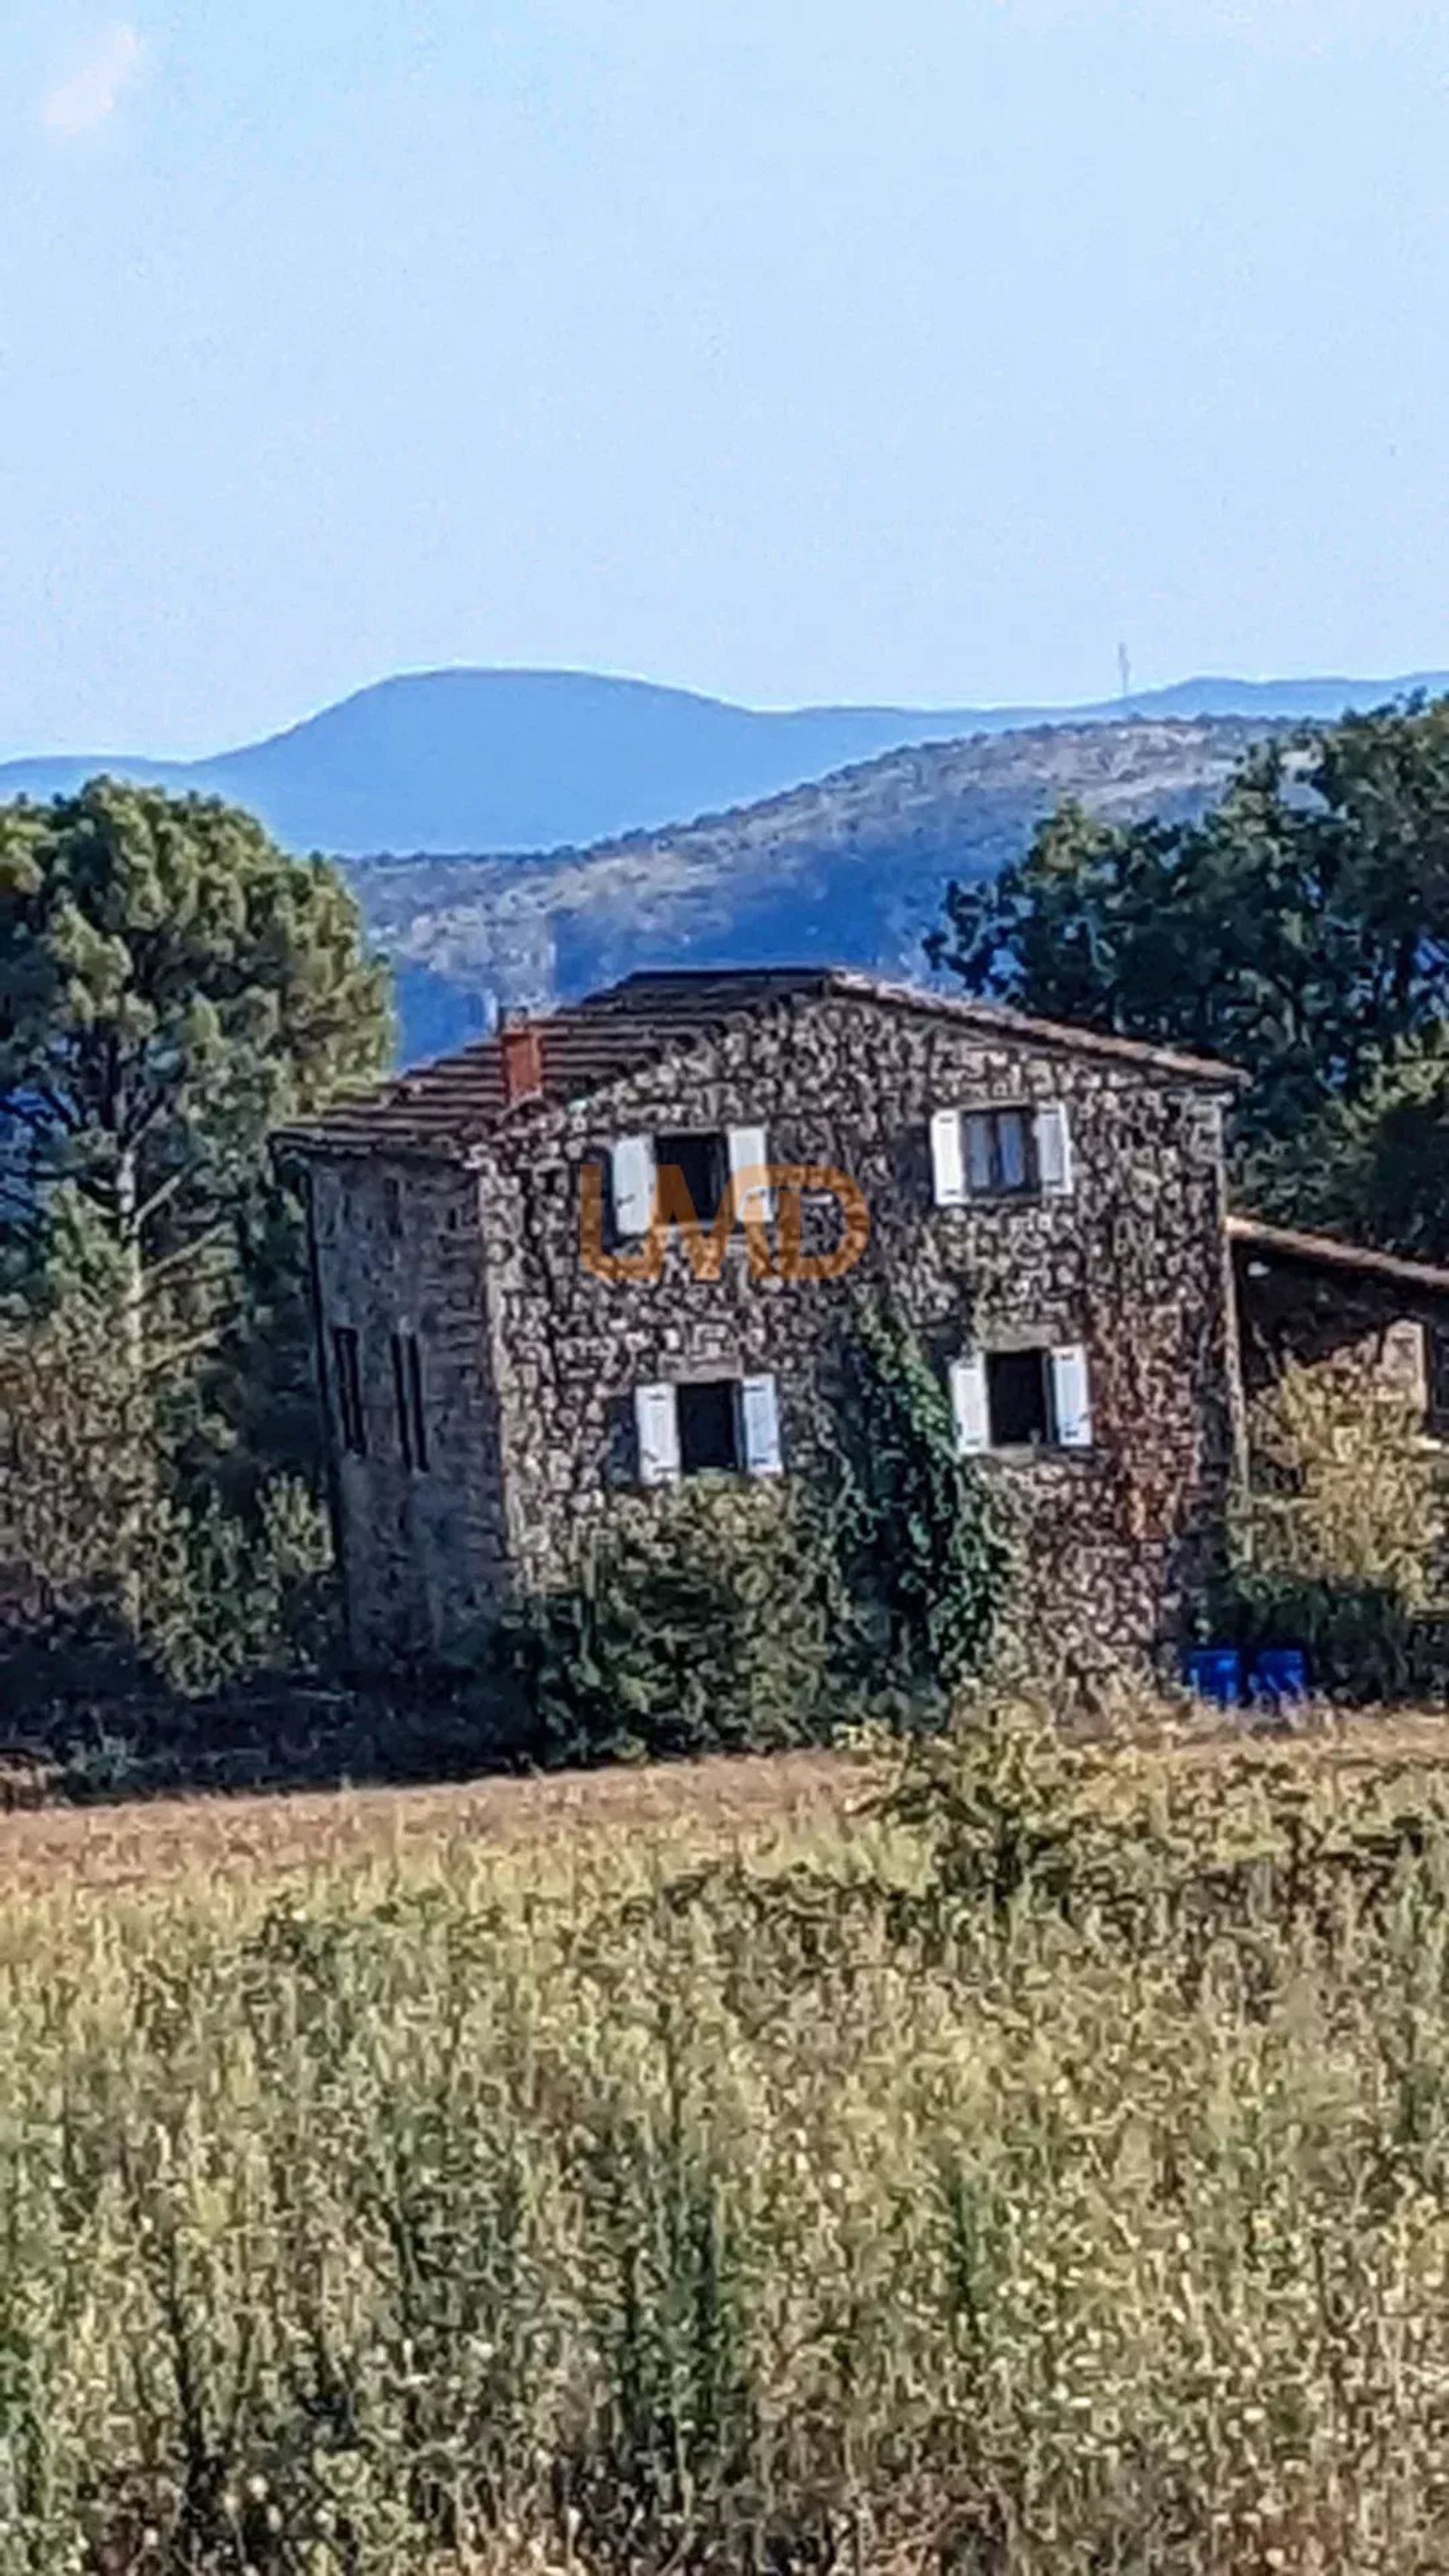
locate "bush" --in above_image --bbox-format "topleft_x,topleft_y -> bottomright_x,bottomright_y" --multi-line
0,1287 -> 337,1707
142,1476 -> 338,1697
478,1475 -> 844,1765
470,1306 -> 1014,1766
1246,1359 -> 1444,1603
1217,1565 -> 1418,1703
1221,1361 -> 1449,1700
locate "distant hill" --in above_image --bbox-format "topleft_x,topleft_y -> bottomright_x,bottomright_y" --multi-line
1,663 -> 1444,859
348,714 -> 1274,1063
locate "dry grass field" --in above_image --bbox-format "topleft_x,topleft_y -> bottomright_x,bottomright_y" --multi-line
5,1703 -> 1449,1902
0,1743 -> 859,1900
7,1705 -> 1449,2574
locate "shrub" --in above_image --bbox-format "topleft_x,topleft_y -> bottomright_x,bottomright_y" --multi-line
1219,1565 -> 1419,1703
480,1474 -> 844,1765
1246,1359 -> 1444,1604
1220,1360 -> 1448,1699
0,1287 -> 337,1706
473,1306 -> 1014,1765
142,1475 -> 337,1696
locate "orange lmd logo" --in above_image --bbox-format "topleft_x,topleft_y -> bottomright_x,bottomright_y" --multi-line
579,1162 -> 871,1284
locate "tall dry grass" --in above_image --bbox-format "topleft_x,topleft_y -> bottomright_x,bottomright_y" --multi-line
5,1710 -> 1449,2573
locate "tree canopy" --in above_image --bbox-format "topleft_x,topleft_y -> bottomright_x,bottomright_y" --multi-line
1,777 -> 391,1472
928,699 -> 1449,1254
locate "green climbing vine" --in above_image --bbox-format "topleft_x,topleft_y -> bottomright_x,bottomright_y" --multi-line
831,1293 -> 1014,1695
475,1297 -> 1013,1762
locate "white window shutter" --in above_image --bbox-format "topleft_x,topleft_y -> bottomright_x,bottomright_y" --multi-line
611,1134 -> 657,1238
728,1123 -> 774,1224
949,1354 -> 991,1455
635,1381 -> 681,1485
739,1373 -> 784,1477
1051,1343 -> 1093,1448
1035,1103 -> 1073,1197
931,1109 -> 967,1207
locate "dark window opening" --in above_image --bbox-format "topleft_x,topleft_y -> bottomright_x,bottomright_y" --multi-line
331,1326 -> 366,1457
964,1107 -> 1037,1197
390,1331 -> 429,1473
678,1377 -> 741,1474
655,1130 -> 728,1223
986,1349 -> 1053,1447
383,1176 -> 404,1238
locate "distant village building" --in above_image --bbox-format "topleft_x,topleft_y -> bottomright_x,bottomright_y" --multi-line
275,967 -> 1449,1673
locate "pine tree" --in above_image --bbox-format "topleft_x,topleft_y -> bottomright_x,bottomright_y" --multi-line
1,777 -> 391,1487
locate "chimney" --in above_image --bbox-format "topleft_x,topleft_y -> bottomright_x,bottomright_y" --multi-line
500,1011 -> 544,1106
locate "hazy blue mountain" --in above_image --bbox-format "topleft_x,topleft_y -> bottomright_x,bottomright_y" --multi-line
2,664 -> 1444,858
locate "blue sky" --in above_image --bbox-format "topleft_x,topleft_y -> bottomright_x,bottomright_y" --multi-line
3,0 -> 1447,755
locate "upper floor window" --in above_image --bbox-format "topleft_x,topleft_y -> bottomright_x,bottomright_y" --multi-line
950,1343 -> 1093,1454
931,1102 -> 1072,1208
390,1330 -> 429,1473
610,1125 -> 774,1239
656,1130 -> 728,1222
331,1325 -> 366,1457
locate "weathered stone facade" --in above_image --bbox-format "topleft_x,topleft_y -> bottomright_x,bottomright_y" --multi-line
305,1155 -> 510,1653
287,972 -> 1245,1673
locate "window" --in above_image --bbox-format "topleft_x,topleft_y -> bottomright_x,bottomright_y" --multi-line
610,1125 -> 774,1238
678,1377 -> 740,1471
331,1326 -> 366,1457
930,1103 -> 1072,1207
390,1331 -> 429,1472
634,1373 -> 783,1484
383,1176 -> 404,1239
965,1107 -> 1033,1195
656,1130 -> 728,1222
950,1343 -> 1093,1454
986,1349 -> 1052,1446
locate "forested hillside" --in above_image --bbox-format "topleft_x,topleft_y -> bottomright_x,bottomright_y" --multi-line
352,713 -> 1269,1060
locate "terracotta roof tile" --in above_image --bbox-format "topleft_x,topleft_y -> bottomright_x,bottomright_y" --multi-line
272,966 -> 1244,1162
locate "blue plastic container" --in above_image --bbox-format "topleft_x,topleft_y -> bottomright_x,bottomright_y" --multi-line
1250,1647 -> 1309,1708
1183,1646 -> 1243,1707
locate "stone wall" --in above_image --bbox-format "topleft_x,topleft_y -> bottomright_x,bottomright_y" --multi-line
306,1155 -> 506,1661
466,987 -> 1242,1678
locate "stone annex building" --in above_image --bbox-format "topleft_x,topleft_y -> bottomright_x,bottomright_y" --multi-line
275,965 -> 1449,1670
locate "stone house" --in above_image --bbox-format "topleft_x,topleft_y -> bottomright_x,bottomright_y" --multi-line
1229,1215 -> 1449,1438
275,965 -> 1249,1673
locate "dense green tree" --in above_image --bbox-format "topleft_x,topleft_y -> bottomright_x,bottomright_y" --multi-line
0,778 -> 391,1485
928,700 -> 1449,1156
1243,1029 -> 1449,1263
928,700 -> 1449,1254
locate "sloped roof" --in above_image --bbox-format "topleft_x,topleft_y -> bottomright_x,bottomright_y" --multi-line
1229,1214 -> 1449,1303
273,966 -> 1244,1162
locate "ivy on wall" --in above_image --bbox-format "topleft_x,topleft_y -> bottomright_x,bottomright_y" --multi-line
470,1296 -> 1014,1761
830,1294 -> 1014,1697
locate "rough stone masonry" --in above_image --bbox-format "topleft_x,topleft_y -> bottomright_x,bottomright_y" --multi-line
277,968 -> 1247,1674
